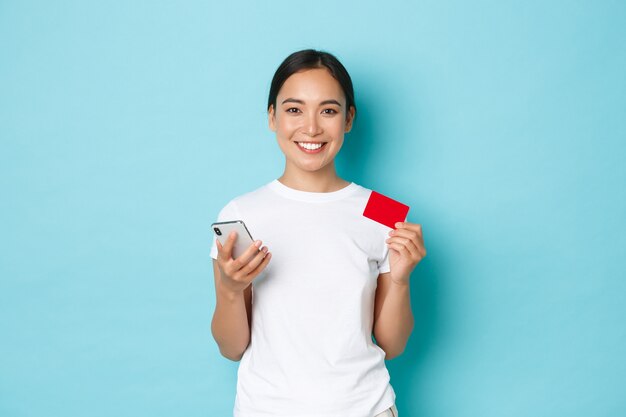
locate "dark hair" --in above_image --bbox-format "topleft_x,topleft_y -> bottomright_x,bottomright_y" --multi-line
267,49 -> 356,119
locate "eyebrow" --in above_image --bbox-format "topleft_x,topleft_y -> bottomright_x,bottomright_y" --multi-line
281,98 -> 342,107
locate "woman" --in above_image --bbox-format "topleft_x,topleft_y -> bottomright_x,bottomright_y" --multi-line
210,49 -> 426,417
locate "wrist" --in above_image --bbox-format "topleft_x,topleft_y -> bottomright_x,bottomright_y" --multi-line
217,282 -> 246,302
390,276 -> 411,288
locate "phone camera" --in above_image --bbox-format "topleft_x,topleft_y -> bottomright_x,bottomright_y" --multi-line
214,227 -> 222,236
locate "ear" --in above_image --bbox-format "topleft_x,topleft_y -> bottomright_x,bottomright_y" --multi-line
344,106 -> 356,133
268,104 -> 277,132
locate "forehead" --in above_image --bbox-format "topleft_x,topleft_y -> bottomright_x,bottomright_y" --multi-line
278,68 -> 345,103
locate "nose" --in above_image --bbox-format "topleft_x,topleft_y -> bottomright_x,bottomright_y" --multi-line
303,112 -> 322,137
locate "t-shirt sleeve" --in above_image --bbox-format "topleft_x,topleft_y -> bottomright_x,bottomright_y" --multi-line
378,239 -> 391,274
209,200 -> 240,260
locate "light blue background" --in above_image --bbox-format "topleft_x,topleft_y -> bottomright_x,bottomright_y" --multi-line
1,1 -> 625,416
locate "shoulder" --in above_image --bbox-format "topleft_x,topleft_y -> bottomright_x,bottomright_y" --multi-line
228,181 -> 275,207
344,181 -> 375,206
350,182 -> 373,197
216,181 -> 274,216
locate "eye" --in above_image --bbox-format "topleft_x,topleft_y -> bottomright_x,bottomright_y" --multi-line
322,108 -> 338,115
286,107 -> 301,114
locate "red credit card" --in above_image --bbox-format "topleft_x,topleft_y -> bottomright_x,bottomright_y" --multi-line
363,191 -> 410,229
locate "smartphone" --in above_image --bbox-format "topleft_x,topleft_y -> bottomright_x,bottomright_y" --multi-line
211,220 -> 256,259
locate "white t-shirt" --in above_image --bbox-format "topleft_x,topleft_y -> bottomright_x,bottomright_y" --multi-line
210,180 -> 397,417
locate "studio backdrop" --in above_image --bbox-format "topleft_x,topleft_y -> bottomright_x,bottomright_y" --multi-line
1,1 -> 625,416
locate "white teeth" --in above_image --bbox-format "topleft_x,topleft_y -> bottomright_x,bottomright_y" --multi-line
298,142 -> 324,150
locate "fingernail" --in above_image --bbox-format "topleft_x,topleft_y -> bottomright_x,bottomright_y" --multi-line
255,240 -> 262,247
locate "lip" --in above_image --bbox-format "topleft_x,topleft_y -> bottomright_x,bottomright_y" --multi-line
295,141 -> 327,154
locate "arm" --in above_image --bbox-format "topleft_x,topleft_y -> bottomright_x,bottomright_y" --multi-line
373,273 -> 414,360
373,222 -> 427,360
210,233 -> 271,361
211,260 -> 253,361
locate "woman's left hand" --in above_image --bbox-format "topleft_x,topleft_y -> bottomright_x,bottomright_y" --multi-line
385,222 -> 427,286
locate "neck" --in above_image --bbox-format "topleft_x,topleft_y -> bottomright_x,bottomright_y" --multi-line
278,163 -> 350,193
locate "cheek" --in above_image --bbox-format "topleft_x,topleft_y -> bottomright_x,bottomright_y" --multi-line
326,119 -> 346,138
276,117 -> 298,136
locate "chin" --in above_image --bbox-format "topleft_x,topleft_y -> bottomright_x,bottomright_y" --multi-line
295,163 -> 328,173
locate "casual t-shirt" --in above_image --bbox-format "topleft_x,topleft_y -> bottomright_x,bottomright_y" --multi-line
210,179 -> 397,417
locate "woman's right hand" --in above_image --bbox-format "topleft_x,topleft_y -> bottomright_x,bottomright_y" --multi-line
216,231 -> 271,294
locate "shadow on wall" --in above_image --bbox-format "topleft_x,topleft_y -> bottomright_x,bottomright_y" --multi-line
337,78 -> 443,416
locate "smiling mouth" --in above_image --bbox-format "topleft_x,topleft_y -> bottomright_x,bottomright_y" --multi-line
296,142 -> 327,153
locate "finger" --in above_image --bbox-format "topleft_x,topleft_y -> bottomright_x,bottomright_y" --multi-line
390,228 -> 425,253
232,240 -> 263,270
216,237 -> 226,261
403,236 -> 425,259
220,231 -> 238,261
387,236 -> 420,259
242,246 -> 269,275
248,251 -> 272,280
388,241 -> 424,263
387,235 -> 419,253
395,222 -> 423,235
387,242 -> 413,256
389,228 -> 418,242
